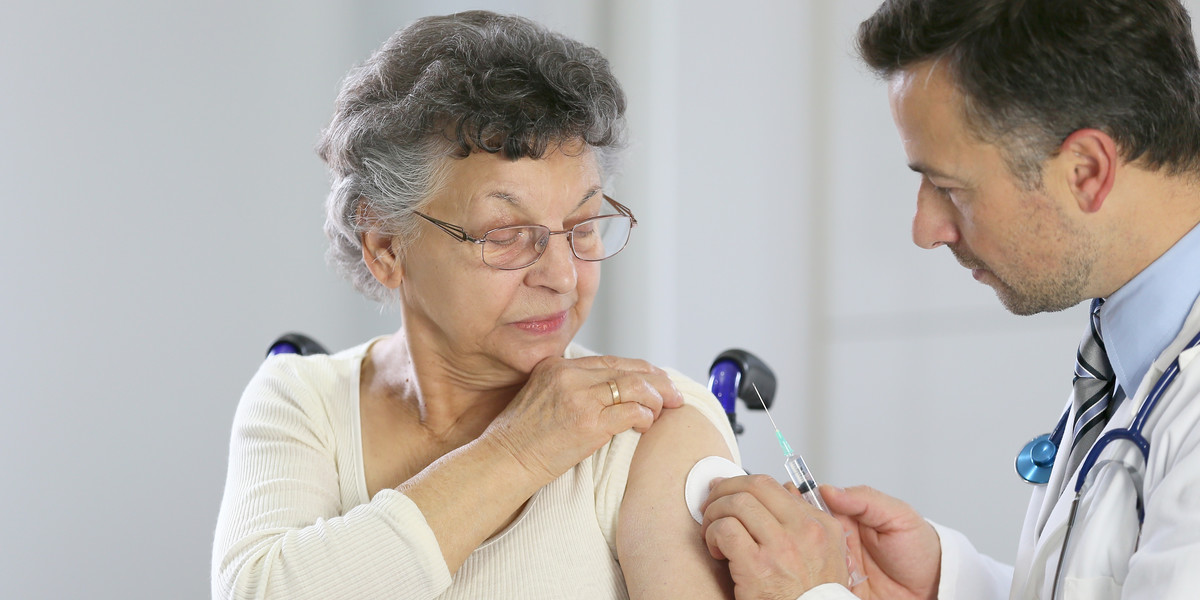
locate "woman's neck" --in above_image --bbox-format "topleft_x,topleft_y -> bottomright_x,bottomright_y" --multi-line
364,330 -> 524,440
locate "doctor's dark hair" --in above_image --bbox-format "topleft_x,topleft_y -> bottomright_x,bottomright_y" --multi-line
316,10 -> 627,302
856,0 -> 1200,189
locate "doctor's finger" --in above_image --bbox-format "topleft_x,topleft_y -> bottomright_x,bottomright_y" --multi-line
821,484 -> 925,532
702,489 -> 799,550
703,515 -> 758,562
705,474 -> 784,505
707,475 -> 816,525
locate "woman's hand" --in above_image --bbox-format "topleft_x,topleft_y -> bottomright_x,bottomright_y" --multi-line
701,475 -> 851,599
484,355 -> 685,484
822,485 -> 940,600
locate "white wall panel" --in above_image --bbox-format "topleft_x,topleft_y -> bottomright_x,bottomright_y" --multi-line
826,315 -> 1085,559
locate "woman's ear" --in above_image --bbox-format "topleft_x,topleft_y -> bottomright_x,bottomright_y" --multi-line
362,231 -> 404,288
1059,129 -> 1118,214
356,198 -> 404,288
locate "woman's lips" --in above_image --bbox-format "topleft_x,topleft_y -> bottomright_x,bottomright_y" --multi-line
512,311 -> 568,334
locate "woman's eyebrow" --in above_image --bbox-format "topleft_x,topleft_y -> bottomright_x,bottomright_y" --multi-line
576,186 -> 602,210
484,191 -> 520,204
482,185 -> 603,210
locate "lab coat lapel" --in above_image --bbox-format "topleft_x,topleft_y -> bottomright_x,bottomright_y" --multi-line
1014,391 -> 1139,598
1010,394 -> 1078,598
1011,297 -> 1200,598
1012,297 -> 1200,598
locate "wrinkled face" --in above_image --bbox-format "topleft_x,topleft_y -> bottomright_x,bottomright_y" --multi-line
888,61 -> 1096,315
397,141 -> 604,378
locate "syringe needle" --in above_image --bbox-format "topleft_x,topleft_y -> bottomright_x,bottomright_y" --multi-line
752,383 -> 782,432
751,381 -> 868,587
754,383 -> 797,457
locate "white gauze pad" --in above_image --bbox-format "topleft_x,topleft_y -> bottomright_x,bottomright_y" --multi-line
684,455 -> 747,524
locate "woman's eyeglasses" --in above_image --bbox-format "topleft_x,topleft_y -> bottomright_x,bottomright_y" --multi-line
412,195 -> 637,270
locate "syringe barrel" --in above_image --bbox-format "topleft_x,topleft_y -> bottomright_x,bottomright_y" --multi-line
784,455 -> 831,514
783,453 -> 868,587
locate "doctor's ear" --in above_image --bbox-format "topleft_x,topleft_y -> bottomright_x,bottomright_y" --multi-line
1059,129 -> 1118,214
361,231 -> 404,288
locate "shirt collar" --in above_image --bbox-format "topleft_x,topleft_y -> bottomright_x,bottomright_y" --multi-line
1100,221 -> 1200,398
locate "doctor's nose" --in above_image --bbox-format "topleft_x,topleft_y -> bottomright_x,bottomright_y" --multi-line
911,179 -> 960,250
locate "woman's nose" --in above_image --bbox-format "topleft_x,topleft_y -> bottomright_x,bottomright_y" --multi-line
911,180 -> 960,250
526,233 -> 577,293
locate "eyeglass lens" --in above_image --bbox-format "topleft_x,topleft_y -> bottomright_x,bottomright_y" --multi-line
482,214 -> 632,269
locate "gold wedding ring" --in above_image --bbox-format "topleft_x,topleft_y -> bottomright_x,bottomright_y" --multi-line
607,380 -> 621,405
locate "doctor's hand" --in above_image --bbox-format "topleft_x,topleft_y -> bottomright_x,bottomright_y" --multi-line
822,485 -> 940,600
701,475 -> 852,599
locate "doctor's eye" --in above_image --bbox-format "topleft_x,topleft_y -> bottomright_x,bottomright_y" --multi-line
928,182 -> 960,202
919,176 -> 947,196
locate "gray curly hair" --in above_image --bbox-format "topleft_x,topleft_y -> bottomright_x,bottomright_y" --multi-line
316,10 -> 628,302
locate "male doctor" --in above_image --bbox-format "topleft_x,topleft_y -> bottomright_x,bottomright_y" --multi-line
701,0 -> 1200,598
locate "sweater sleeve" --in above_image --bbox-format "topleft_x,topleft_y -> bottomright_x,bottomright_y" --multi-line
211,355 -> 453,600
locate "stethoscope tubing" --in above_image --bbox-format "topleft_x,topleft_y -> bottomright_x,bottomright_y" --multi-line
1072,327 -> 1200,495
1046,327 -> 1200,600
1025,326 -> 1200,492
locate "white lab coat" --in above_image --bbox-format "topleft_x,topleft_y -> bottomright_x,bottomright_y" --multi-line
941,294 -> 1200,600
801,296 -> 1200,600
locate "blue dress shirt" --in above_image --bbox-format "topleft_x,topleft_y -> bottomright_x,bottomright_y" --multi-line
1101,222 -> 1200,400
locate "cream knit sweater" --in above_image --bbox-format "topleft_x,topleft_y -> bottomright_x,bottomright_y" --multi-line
212,339 -> 739,599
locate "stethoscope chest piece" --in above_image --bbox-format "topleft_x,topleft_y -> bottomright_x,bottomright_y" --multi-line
1016,432 -> 1060,485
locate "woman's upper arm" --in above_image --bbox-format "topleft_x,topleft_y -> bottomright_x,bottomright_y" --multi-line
617,394 -> 738,600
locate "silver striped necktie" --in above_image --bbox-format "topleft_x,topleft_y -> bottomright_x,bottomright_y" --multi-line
1065,298 -> 1116,478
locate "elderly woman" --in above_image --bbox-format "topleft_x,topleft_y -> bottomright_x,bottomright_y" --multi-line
212,11 -> 740,599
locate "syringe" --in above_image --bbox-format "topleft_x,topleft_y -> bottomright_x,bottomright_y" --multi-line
754,384 -> 867,588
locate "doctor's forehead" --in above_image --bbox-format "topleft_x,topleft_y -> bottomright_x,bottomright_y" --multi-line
892,60 -> 964,127
889,63 -> 979,152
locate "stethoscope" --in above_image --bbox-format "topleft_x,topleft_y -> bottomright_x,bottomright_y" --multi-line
1014,327 -> 1200,599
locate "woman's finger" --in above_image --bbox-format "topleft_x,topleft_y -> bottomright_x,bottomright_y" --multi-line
578,354 -> 666,376
575,355 -> 686,411
600,400 -> 654,434
610,375 -> 666,415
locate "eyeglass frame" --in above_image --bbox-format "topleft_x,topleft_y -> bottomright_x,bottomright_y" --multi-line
411,194 -> 638,270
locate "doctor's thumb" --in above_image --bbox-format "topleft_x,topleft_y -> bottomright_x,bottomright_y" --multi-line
817,484 -> 854,512
822,485 -> 885,517
824,485 -> 926,531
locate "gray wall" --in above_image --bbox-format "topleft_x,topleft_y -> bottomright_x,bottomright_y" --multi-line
4,1 -> 1196,597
